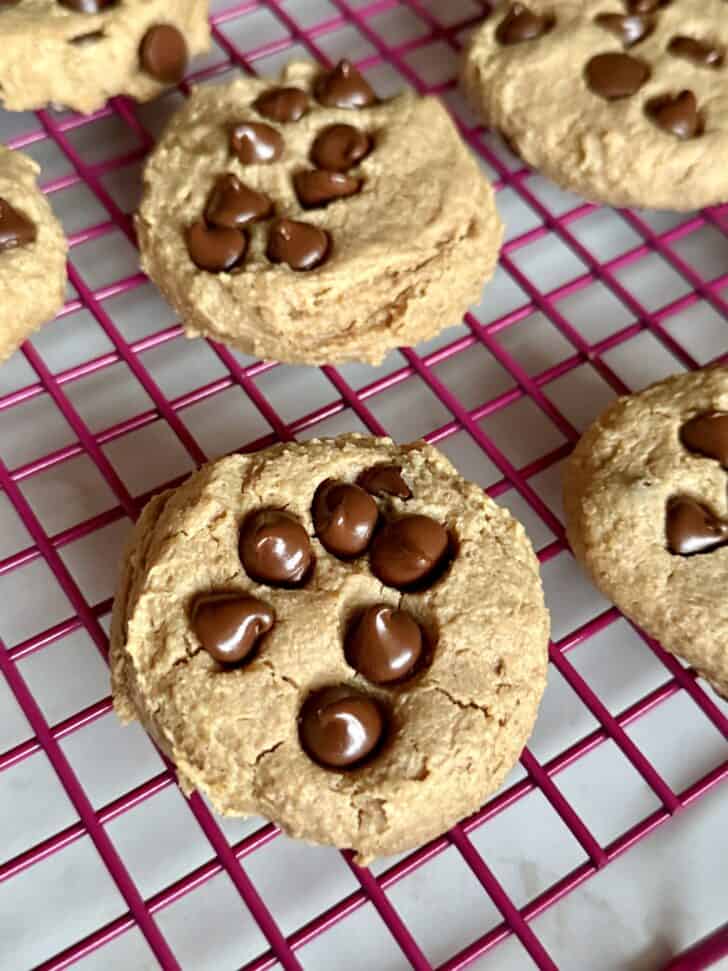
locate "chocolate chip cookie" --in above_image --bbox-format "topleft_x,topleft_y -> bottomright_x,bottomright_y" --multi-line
0,145 -> 67,362
564,367 -> 728,696
136,60 -> 503,365
461,1 -> 728,210
110,435 -> 549,863
0,0 -> 209,114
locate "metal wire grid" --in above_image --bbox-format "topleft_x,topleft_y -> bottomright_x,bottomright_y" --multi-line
0,0 -> 727,968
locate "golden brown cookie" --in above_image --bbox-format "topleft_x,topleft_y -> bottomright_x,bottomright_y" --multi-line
110,435 -> 549,863
136,60 -> 503,365
0,145 -> 67,362
0,0 -> 210,114
461,1 -> 728,210
564,367 -> 728,696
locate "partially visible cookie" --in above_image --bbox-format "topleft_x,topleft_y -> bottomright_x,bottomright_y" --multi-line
564,368 -> 728,696
136,60 -> 503,365
110,435 -> 549,863
0,146 -> 67,363
461,1 -> 728,210
0,0 -> 210,114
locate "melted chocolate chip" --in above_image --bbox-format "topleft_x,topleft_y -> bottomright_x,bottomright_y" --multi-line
311,479 -> 378,558
186,221 -> 246,273
357,464 -> 411,500
299,685 -> 384,768
646,91 -> 701,139
680,412 -> 728,466
204,174 -> 273,229
346,605 -> 423,684
369,515 -> 450,591
584,52 -> 650,99
594,13 -> 653,48
495,4 -> 554,45
293,170 -> 362,209
666,497 -> 728,556
315,59 -> 377,110
229,121 -> 284,165
58,0 -> 117,11
254,87 -> 308,123
668,36 -> 724,68
239,509 -> 313,587
139,24 -> 188,83
192,594 -> 274,664
310,124 -> 372,173
0,198 -> 37,251
266,218 -> 330,271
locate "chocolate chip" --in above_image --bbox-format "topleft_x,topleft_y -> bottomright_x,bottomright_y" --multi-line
626,0 -> 667,11
666,497 -> 728,556
192,594 -> 274,665
346,605 -> 424,684
299,685 -> 384,768
254,87 -> 308,123
58,0 -> 117,11
267,218 -> 330,271
229,121 -> 284,165
239,509 -> 313,587
646,91 -> 701,139
584,52 -> 650,99
369,515 -> 450,591
357,464 -> 411,500
311,479 -> 378,558
0,198 -> 37,251
594,13 -> 653,48
293,170 -> 362,209
186,220 -> 246,273
680,412 -> 728,466
204,174 -> 273,229
495,4 -> 554,45
315,59 -> 377,110
668,36 -> 724,68
310,124 -> 372,173
139,24 -> 188,84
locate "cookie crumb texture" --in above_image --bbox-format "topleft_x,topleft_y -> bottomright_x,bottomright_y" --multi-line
110,436 -> 549,863
0,145 -> 67,361
136,61 -> 503,365
0,0 -> 210,114
461,1 -> 728,210
564,367 -> 728,697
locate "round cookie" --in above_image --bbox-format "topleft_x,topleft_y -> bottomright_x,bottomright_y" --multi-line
0,0 -> 210,115
110,435 -> 549,863
0,145 -> 67,362
135,60 -> 503,365
461,1 -> 728,210
564,367 -> 728,697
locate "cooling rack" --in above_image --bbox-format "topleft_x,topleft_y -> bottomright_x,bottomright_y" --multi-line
0,1 -> 727,969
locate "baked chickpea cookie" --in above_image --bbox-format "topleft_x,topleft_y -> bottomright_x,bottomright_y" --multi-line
0,145 -> 67,362
135,60 -> 503,365
0,0 -> 210,115
110,436 -> 549,863
564,368 -> 728,697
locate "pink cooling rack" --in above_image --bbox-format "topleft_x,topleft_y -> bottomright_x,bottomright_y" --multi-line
1,1 -> 727,969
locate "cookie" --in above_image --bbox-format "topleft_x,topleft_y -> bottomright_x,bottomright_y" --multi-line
563,368 -> 728,697
0,145 -> 67,363
0,0 -> 210,114
135,60 -> 503,365
110,435 -> 549,863
461,1 -> 728,210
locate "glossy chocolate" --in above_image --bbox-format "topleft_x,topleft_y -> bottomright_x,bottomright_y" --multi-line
186,220 -> 246,273
298,685 -> 384,768
239,509 -> 313,587
584,52 -> 650,100
139,24 -> 188,84
204,174 -> 273,229
357,464 -> 411,499
315,59 -> 377,109
266,218 -> 330,271
0,198 -> 36,251
58,0 -> 117,11
310,124 -> 372,172
495,4 -> 553,45
254,87 -> 308,123
646,91 -> 701,139
369,514 -> 450,590
666,497 -> 728,556
293,170 -> 362,209
594,13 -> 653,48
346,605 -> 423,684
192,594 -> 274,664
230,121 -> 284,164
311,479 -> 378,558
680,412 -> 728,466
668,36 -> 724,68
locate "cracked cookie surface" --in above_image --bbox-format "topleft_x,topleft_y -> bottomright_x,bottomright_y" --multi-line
136,60 -> 503,366
564,367 -> 728,697
110,435 -> 549,863
461,0 -> 728,210
0,0 -> 209,114
0,144 -> 67,362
